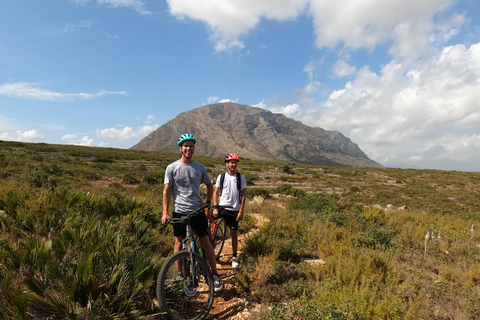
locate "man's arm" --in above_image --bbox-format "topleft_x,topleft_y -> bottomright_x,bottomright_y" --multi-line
237,187 -> 247,222
162,183 -> 172,225
205,181 -> 214,204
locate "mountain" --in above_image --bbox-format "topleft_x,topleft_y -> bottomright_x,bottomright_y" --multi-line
131,102 -> 382,167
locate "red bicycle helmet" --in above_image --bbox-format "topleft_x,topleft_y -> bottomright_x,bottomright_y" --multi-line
225,153 -> 240,162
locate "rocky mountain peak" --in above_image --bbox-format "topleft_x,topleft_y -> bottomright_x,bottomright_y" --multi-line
131,102 -> 382,167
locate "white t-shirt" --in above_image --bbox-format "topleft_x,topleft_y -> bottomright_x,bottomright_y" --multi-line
215,172 -> 247,211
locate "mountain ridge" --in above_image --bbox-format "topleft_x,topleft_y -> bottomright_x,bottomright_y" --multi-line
131,102 -> 382,167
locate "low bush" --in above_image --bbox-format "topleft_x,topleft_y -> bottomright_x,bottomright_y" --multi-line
247,187 -> 270,198
143,172 -> 165,185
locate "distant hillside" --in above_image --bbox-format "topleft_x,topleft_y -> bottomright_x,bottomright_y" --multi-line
131,102 -> 382,167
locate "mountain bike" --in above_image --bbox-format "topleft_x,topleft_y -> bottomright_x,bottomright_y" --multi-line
205,208 -> 232,259
156,204 -> 228,320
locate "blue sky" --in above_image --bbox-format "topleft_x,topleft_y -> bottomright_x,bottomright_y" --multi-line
1,0 -> 480,171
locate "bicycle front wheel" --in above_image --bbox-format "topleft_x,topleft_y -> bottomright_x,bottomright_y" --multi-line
156,251 -> 214,320
210,218 -> 227,259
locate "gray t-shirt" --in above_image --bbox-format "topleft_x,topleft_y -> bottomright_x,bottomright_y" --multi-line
164,160 -> 212,214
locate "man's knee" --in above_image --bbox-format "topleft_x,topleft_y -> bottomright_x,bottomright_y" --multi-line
199,235 -> 212,247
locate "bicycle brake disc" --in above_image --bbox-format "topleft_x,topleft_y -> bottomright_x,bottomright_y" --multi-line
183,279 -> 198,297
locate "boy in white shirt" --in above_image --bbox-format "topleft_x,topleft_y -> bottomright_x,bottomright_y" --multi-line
213,153 -> 247,268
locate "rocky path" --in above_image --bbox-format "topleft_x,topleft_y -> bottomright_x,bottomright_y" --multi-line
206,214 -> 267,320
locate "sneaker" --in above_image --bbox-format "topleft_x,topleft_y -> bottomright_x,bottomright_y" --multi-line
213,273 -> 223,292
232,257 -> 239,268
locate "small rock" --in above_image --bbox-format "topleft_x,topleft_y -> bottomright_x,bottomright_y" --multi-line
251,196 -> 264,204
385,204 -> 396,211
301,258 -> 326,265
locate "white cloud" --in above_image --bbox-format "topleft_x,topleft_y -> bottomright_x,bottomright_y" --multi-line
434,13 -> 465,43
207,96 -> 220,104
0,116 -> 46,143
145,115 -> 155,124
409,155 -> 423,162
99,0 -> 150,13
218,98 -> 237,103
308,0 -> 459,63
64,20 -> 94,33
292,43 -> 480,171
62,134 -> 94,146
166,0 -> 459,60
252,101 -> 267,109
167,0 -> 309,52
70,0 -> 150,14
265,103 -> 301,117
206,97 -> 238,104
0,130 -> 44,142
332,60 -> 357,78
0,83 -> 126,101
96,124 -> 159,140
283,103 -> 300,116
62,134 -> 77,141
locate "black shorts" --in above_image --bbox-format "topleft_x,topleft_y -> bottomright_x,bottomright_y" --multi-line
172,211 -> 209,238
220,209 -> 239,231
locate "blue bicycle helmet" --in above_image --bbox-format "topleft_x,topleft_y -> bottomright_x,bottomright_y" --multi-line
178,133 -> 197,146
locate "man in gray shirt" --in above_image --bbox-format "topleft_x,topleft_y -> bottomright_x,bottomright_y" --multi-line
162,133 -> 223,292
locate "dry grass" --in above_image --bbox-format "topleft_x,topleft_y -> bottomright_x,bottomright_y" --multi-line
2,140 -> 480,319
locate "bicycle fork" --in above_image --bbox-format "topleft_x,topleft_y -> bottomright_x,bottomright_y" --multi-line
182,225 -> 200,294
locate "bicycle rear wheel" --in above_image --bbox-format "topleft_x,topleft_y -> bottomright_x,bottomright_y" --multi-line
157,251 -> 214,320
210,218 -> 227,259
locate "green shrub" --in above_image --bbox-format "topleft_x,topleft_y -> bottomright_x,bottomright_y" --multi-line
143,172 -> 165,185
282,165 -> 294,175
356,227 -> 398,249
243,171 -> 258,185
290,193 -> 342,214
134,163 -> 147,171
239,213 -> 256,233
275,184 -> 307,197
247,188 -> 270,198
21,169 -> 49,188
122,173 -> 140,185
350,185 -> 360,193
92,156 -> 115,163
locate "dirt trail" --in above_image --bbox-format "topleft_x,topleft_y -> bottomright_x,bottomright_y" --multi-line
206,214 -> 267,320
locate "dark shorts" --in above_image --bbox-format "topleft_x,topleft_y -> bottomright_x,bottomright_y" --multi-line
172,211 -> 209,238
220,209 -> 239,231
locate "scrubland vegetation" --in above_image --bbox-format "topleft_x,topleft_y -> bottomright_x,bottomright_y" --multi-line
1,140 -> 480,319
